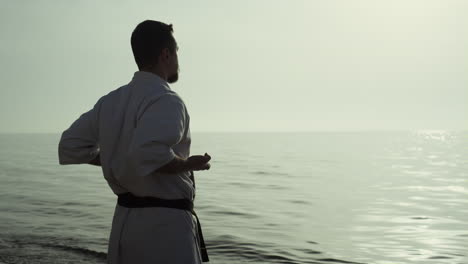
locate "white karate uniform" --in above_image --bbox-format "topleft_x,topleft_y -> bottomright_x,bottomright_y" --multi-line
58,71 -> 203,263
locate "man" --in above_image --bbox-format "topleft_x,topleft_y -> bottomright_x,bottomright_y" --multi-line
58,20 -> 211,263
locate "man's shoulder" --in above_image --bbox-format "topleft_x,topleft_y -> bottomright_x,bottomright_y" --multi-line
147,89 -> 185,107
96,84 -> 127,103
135,92 -> 187,122
147,93 -> 186,114
97,83 -> 186,113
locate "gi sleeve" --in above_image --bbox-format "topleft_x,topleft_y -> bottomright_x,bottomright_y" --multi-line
58,98 -> 102,165
127,93 -> 186,178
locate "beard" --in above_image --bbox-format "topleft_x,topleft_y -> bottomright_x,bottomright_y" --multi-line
167,71 -> 178,83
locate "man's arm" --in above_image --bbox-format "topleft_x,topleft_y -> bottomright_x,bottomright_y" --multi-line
155,154 -> 189,173
127,94 -> 211,177
126,94 -> 186,178
58,98 -> 102,165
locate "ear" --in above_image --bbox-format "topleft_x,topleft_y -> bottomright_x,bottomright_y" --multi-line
161,48 -> 171,60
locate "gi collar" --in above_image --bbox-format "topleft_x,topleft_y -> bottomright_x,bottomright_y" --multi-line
131,70 -> 172,91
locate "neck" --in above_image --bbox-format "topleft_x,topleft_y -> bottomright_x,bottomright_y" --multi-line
140,66 -> 167,82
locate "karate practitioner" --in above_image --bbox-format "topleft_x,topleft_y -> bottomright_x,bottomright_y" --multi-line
58,20 -> 211,263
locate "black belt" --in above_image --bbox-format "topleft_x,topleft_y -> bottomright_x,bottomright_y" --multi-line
117,192 -> 209,262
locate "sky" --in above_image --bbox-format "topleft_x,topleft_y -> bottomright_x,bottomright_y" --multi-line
0,0 -> 467,133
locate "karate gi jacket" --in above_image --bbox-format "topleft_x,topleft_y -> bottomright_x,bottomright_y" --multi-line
58,71 -> 203,263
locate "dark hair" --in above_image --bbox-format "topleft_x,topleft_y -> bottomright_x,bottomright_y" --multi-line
131,20 -> 176,70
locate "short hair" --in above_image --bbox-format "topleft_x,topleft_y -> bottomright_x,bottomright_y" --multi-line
131,20 -> 177,70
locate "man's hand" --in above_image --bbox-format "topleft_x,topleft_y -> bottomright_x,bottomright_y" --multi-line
155,153 -> 211,174
187,153 -> 211,171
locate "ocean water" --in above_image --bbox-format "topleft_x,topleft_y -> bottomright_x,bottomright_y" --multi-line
0,131 -> 467,264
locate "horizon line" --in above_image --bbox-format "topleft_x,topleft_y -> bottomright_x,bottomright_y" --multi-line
1,129 -> 467,135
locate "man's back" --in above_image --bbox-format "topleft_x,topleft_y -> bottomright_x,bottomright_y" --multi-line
59,71 -> 195,201
97,71 -> 195,201
58,71 -> 203,264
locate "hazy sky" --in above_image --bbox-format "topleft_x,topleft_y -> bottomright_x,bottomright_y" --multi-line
1,0 -> 467,133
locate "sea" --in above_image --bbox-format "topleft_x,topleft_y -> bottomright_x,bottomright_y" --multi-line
0,131 -> 467,264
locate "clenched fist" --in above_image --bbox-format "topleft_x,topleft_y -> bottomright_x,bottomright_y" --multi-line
187,153 -> 211,171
